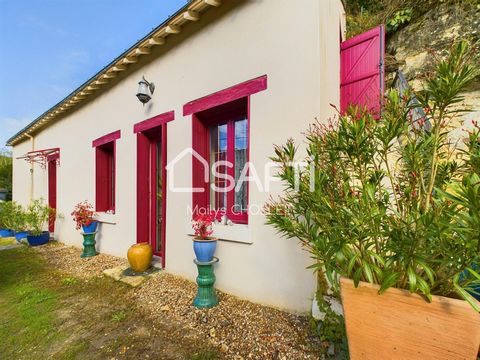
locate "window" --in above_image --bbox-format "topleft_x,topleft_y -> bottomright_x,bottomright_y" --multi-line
192,98 -> 249,224
185,75 -> 267,226
92,130 -> 120,213
209,116 -> 248,223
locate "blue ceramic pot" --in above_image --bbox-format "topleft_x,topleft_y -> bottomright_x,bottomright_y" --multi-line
193,237 -> 217,262
0,229 -> 15,237
15,231 -> 29,241
82,221 -> 98,234
26,231 -> 50,246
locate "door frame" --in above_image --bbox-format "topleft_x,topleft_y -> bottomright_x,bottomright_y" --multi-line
134,111 -> 174,268
47,151 -> 59,233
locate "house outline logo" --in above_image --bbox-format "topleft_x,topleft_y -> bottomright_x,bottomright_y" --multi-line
166,147 -> 208,193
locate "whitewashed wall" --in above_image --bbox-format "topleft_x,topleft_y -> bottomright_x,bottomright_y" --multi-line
12,0 -> 344,312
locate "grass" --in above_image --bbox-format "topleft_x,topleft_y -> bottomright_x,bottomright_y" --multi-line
0,247 -> 59,357
0,236 -> 16,246
0,246 -> 223,359
111,309 -> 128,322
61,277 -> 78,286
53,340 -> 90,360
189,350 -> 222,360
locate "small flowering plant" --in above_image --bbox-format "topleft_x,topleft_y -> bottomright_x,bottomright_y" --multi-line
192,214 -> 215,239
71,201 -> 96,230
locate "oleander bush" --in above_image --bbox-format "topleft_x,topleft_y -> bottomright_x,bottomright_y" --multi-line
265,40 -> 480,310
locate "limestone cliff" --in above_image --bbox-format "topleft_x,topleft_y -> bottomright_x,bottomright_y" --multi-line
385,2 -> 480,130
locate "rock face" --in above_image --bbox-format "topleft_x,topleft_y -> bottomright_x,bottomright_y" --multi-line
387,3 -> 479,85
386,2 -> 480,129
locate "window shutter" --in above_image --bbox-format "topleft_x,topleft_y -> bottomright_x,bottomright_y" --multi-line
340,25 -> 385,116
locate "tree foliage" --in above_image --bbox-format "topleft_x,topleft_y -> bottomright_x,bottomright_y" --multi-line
344,0 -> 479,38
0,149 -> 13,200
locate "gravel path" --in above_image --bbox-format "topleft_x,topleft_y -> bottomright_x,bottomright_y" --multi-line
34,242 -> 128,278
34,242 -> 322,359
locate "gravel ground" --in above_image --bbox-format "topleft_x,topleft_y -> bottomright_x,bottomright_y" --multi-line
34,242 -> 128,279
134,274 -> 321,359
34,242 -> 322,359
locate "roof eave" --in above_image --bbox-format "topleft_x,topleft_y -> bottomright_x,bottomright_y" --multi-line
6,0 -> 223,146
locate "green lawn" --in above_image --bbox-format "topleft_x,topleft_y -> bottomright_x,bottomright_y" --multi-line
0,247 -> 60,356
0,236 -> 17,246
0,246 -> 221,359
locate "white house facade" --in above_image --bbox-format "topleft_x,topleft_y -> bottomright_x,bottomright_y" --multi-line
8,0 -> 346,312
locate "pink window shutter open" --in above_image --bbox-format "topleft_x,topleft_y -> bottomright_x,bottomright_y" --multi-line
340,25 -> 385,116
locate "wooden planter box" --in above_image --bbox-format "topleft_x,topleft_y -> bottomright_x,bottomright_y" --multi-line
340,278 -> 480,359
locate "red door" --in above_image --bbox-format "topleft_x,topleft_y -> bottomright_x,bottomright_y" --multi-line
340,25 -> 385,115
136,125 -> 167,267
47,155 -> 58,232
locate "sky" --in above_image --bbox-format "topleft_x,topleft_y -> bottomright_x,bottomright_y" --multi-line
0,0 -> 188,150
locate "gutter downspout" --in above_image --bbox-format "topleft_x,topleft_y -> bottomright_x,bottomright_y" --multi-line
25,134 -> 34,203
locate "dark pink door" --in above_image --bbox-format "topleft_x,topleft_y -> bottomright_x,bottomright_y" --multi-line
47,157 -> 57,232
340,25 -> 385,115
136,125 -> 167,267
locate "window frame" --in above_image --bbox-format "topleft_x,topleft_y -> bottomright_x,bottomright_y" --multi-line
191,97 -> 250,225
207,111 -> 249,224
185,75 -> 267,226
92,130 -> 121,213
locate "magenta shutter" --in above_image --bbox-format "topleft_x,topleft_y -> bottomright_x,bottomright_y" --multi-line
340,25 -> 385,115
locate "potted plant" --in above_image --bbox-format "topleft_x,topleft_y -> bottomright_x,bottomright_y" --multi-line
265,40 -> 480,358
0,201 -> 15,237
3,201 -> 28,241
25,199 -> 55,246
71,200 -> 97,233
192,214 -> 217,262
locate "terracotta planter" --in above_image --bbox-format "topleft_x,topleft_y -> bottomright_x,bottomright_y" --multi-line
127,242 -> 153,273
340,278 -> 480,359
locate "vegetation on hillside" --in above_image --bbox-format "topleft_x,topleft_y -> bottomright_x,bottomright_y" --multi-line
344,0 -> 480,38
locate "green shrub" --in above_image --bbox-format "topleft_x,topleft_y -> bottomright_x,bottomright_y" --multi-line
3,202 -> 27,231
0,201 -> 9,229
0,201 -> 25,230
265,40 -> 480,310
386,8 -> 412,33
25,199 -> 55,236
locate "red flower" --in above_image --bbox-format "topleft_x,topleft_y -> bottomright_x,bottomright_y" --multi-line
192,214 -> 215,239
71,201 -> 96,230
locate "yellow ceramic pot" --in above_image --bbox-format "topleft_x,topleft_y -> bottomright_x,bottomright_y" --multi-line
127,242 -> 153,273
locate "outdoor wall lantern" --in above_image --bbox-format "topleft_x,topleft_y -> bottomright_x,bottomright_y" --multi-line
136,76 -> 155,104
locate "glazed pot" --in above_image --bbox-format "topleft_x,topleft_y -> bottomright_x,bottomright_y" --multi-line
127,242 -> 153,273
193,237 -> 218,262
0,229 -> 15,237
26,231 -> 50,246
15,231 -> 28,241
82,221 -> 98,234
340,277 -> 480,359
